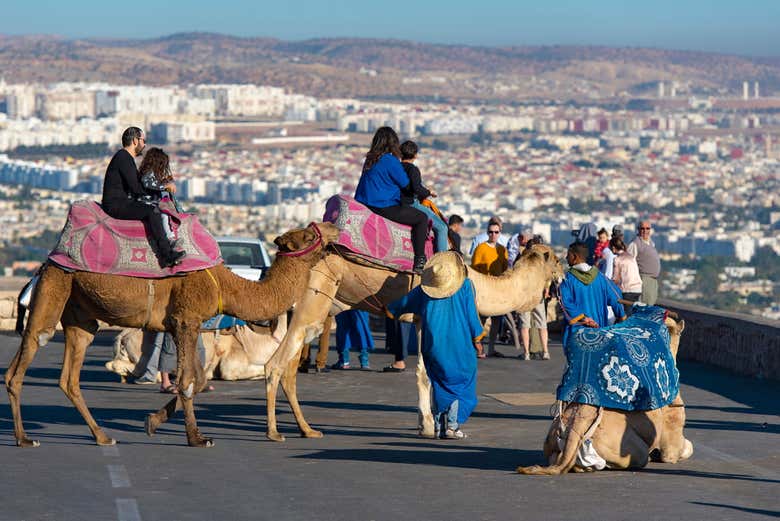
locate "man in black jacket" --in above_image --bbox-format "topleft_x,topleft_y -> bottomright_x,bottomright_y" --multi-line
102,127 -> 184,267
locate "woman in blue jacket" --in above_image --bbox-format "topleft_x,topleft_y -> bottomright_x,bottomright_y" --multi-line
354,127 -> 428,274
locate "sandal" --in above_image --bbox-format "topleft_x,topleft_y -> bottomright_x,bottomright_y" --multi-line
382,365 -> 405,373
160,384 -> 178,394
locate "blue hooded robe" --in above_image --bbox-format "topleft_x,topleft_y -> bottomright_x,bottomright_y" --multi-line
387,279 -> 484,424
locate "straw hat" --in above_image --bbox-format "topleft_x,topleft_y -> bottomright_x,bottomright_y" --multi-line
420,251 -> 467,299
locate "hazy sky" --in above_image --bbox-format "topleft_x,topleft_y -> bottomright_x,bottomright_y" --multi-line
2,0 -> 778,56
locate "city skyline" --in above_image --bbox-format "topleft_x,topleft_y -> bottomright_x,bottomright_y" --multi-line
2,0 -> 779,57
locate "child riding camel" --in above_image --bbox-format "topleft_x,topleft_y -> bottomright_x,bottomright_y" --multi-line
354,127 -> 428,274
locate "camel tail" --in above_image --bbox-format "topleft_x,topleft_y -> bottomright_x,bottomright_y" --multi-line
15,303 -> 26,336
517,405 -> 599,476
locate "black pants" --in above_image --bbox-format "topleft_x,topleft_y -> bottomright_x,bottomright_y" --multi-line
103,200 -> 172,257
622,292 -> 641,316
368,204 -> 427,258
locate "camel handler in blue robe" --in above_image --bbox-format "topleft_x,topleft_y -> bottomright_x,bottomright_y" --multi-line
386,251 -> 485,440
558,240 -> 626,345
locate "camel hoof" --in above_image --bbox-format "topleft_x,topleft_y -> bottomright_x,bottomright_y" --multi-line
302,429 -> 323,439
145,414 -> 158,437
188,437 -> 214,448
516,465 -> 541,475
17,438 -> 40,448
418,429 -> 437,439
96,437 -> 117,446
267,431 -> 286,442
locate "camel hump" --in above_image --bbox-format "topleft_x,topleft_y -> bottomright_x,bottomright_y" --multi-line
323,195 -> 434,273
557,305 -> 680,411
48,200 -> 223,278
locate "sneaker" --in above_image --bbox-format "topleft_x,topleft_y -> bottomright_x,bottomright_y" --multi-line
442,428 -> 467,440
330,362 -> 351,370
519,353 -> 529,361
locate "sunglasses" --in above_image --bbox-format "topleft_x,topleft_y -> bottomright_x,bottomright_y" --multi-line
488,230 -> 500,234
639,227 -> 651,230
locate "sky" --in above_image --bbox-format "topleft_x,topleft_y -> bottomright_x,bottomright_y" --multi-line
2,0 -> 778,57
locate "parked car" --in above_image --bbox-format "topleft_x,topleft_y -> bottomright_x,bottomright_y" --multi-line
216,236 -> 272,281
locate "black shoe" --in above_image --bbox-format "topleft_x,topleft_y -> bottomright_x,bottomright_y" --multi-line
162,249 -> 186,268
412,255 -> 426,275
314,366 -> 331,374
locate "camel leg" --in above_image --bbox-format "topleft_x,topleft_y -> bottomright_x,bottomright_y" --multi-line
280,356 -> 323,438
58,316 -> 115,445
158,321 -> 212,447
5,265 -> 70,447
266,276 -> 337,442
145,396 -> 179,437
414,324 -> 435,438
505,312 -> 521,352
517,404 -> 599,475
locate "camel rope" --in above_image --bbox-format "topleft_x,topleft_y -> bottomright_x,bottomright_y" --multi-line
204,268 -> 223,315
329,246 -> 417,314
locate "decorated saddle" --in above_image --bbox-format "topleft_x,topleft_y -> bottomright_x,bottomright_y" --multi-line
556,305 -> 679,411
48,200 -> 222,278
323,195 -> 434,272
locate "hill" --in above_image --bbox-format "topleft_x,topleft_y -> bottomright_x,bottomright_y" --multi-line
1,33 -> 779,101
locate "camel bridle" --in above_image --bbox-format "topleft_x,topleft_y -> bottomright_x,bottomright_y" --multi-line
276,222 -> 323,258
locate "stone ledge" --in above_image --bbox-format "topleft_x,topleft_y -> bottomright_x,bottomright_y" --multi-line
659,298 -> 780,381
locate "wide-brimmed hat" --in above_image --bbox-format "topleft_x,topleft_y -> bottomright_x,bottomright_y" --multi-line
420,251 -> 467,299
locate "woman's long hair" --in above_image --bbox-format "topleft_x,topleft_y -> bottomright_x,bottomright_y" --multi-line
363,126 -> 401,172
138,147 -> 172,183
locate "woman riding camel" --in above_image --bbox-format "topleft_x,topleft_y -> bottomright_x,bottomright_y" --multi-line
354,126 -> 428,274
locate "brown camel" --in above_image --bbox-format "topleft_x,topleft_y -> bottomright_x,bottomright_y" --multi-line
517,317 -> 693,475
262,244 -> 565,441
4,222 -> 339,448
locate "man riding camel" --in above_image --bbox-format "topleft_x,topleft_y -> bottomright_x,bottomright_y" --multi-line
101,127 -> 185,268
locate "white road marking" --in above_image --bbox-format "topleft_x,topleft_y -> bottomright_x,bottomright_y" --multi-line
108,465 -> 131,488
116,498 -> 142,521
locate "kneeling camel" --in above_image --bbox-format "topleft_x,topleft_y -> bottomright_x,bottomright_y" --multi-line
517,316 -> 693,474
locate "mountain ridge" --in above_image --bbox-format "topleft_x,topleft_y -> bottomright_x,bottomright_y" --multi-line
2,33 -> 779,100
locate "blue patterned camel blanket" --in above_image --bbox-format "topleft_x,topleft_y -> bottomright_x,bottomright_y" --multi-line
556,305 -> 679,411
201,314 -> 246,331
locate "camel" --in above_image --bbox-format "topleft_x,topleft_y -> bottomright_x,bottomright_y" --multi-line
261,244 -> 565,441
5,221 -> 339,448
106,315 -> 287,382
517,316 -> 693,475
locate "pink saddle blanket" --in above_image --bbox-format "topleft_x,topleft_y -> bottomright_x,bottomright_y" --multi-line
323,195 -> 433,273
48,200 -> 223,278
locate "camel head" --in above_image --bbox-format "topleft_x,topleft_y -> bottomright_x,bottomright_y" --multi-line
664,315 -> 685,361
274,222 -> 339,255
519,244 -> 565,285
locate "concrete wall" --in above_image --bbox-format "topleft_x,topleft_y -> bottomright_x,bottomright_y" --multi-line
659,298 -> 780,381
0,287 -> 22,332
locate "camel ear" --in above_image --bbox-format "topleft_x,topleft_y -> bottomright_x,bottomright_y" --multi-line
544,251 -> 551,261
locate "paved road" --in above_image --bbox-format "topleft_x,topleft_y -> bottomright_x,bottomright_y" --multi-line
0,330 -> 778,521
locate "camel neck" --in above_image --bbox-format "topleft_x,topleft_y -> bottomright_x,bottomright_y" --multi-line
215,256 -> 310,321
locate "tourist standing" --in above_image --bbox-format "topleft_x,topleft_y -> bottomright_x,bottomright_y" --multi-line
627,220 -> 661,305
471,221 -> 509,357
611,237 -> 642,315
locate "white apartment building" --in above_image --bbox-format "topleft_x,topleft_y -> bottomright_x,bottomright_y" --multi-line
193,84 -> 286,118
96,86 -> 178,116
152,120 -> 215,144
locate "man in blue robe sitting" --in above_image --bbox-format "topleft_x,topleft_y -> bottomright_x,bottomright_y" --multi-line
387,251 -> 484,440
559,241 -> 626,345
